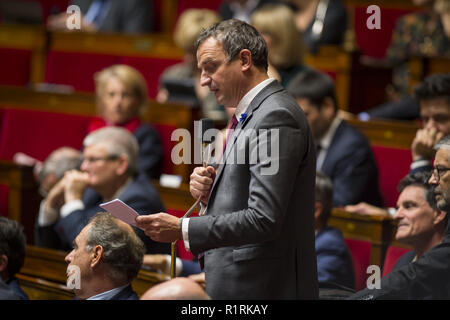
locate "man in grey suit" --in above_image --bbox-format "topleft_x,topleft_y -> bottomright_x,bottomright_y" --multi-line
136,19 -> 318,299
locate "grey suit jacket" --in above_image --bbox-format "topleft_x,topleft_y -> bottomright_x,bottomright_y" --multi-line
188,81 -> 318,299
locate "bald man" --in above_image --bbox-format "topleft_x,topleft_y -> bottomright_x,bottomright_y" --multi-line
140,277 -> 210,300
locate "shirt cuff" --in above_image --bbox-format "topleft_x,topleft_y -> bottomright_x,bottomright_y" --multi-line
60,200 -> 85,219
410,159 -> 431,171
182,217 -> 191,252
38,200 -> 59,226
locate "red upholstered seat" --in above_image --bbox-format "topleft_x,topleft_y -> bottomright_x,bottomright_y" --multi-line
0,108 -> 92,161
345,238 -> 371,291
371,145 -> 412,208
45,51 -> 121,92
0,48 -> 32,86
382,245 -> 411,277
353,6 -> 416,58
166,208 -> 198,260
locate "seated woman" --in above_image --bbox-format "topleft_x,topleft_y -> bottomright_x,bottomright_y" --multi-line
88,64 -> 163,179
251,4 -> 309,88
156,9 -> 227,122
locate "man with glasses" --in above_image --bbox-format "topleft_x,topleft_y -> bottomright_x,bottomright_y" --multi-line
36,127 -> 169,255
351,135 -> 450,299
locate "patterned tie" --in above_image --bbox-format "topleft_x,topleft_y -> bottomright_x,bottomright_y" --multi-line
223,116 -> 239,154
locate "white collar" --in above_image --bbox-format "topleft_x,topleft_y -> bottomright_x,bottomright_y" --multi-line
234,78 -> 275,123
86,283 -> 129,300
317,117 -> 342,150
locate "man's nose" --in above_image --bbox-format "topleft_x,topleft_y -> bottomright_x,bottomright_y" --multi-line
65,251 -> 73,264
429,172 -> 438,185
200,72 -> 211,87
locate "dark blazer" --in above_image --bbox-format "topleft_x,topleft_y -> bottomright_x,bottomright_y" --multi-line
316,226 -> 355,289
110,284 -> 139,300
0,278 -> 19,300
321,120 -> 383,207
36,174 -> 170,255
350,221 -> 450,299
71,0 -> 154,33
188,80 -> 318,299
7,277 -> 28,300
134,123 -> 163,179
392,250 -> 416,272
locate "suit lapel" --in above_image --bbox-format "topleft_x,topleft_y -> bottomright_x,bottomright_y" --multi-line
208,80 -> 285,201
320,121 -> 345,173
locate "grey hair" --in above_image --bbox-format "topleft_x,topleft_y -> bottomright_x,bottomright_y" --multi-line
39,147 -> 82,182
83,127 -> 139,176
195,19 -> 268,71
315,171 -> 334,224
434,135 -> 450,151
84,212 -> 145,284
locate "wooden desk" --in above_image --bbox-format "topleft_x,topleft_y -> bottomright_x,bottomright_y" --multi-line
346,118 -> 419,149
329,209 -> 394,267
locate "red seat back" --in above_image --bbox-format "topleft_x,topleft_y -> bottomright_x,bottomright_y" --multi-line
0,184 -> 9,217
153,123 -> 179,175
0,108 -> 92,161
345,238 -> 371,291
0,48 -> 32,86
371,145 -> 412,208
353,6 -> 416,58
382,245 -> 411,277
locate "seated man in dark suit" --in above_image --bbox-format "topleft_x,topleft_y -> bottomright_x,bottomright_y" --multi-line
287,69 -> 382,206
410,74 -> 450,175
392,171 -> 447,270
65,212 -> 144,300
0,217 -> 28,300
314,172 -> 354,290
35,126 -> 169,255
351,135 -> 450,299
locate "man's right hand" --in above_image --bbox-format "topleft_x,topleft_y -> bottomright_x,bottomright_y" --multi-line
411,127 -> 444,161
189,166 -> 215,204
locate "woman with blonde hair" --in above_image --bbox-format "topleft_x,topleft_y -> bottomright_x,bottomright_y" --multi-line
251,4 -> 309,88
88,64 -> 162,178
157,9 -> 227,122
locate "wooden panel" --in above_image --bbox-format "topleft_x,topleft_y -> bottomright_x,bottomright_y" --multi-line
329,208 -> 394,267
305,46 -> 352,110
346,118 -> 419,149
16,274 -> 74,300
154,181 -> 193,212
49,32 -> 183,59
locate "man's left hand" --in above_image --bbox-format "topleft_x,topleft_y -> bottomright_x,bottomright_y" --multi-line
136,213 -> 182,243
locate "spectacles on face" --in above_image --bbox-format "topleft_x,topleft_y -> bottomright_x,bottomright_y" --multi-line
82,155 -> 119,164
432,166 -> 450,182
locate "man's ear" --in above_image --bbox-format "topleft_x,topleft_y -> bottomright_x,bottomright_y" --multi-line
90,245 -> 103,268
314,202 -> 323,220
433,210 -> 447,227
239,49 -> 252,72
115,155 -> 129,176
0,254 -> 8,272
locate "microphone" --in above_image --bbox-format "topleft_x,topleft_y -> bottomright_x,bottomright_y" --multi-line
170,118 -> 214,278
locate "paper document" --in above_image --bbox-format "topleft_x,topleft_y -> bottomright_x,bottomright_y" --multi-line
99,199 -> 142,229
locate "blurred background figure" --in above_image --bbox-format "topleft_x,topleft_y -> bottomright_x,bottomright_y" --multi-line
287,69 -> 382,207
359,0 -> 450,121
251,3 -> 308,88
47,0 -> 155,34
282,0 -> 348,53
140,277 -> 211,300
0,217 -> 28,300
89,64 -> 163,179
218,0 -> 281,23
156,9 -> 227,122
314,172 -> 354,290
